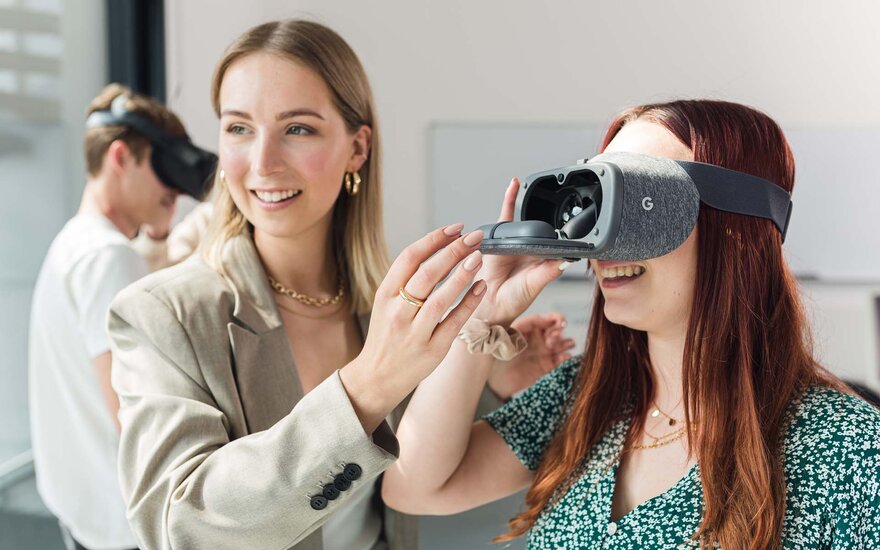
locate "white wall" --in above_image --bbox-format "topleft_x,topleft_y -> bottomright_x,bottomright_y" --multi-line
165,0 -> 880,253
165,0 -> 880,388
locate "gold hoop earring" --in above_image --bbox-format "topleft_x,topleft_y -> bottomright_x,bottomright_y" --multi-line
345,171 -> 361,196
219,169 -> 226,184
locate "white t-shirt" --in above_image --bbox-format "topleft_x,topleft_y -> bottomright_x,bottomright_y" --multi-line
29,214 -> 147,549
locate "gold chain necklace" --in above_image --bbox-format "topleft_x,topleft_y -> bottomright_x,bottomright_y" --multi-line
268,275 -> 345,307
631,428 -> 687,450
632,401 -> 691,450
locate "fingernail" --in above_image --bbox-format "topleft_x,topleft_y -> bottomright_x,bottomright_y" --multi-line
558,261 -> 573,271
463,230 -> 484,247
473,280 -> 487,296
463,250 -> 482,271
444,223 -> 464,236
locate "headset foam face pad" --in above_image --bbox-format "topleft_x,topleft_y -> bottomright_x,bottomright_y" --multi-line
591,152 -> 700,260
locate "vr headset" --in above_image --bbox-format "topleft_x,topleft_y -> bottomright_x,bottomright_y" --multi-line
85,95 -> 217,199
478,152 -> 793,261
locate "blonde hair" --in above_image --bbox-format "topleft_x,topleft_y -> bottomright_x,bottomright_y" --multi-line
203,19 -> 389,314
84,83 -> 186,176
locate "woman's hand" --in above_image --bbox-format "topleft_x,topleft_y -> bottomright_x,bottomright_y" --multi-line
486,312 -> 576,400
473,178 -> 573,327
340,224 -> 487,433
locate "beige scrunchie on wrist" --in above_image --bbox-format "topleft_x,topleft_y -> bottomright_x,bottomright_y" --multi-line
458,317 -> 528,360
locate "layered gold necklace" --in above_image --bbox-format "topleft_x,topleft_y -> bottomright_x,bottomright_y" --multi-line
630,404 -> 691,450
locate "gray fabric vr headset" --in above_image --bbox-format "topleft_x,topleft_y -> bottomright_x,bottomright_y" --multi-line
478,152 -> 793,261
85,95 -> 217,199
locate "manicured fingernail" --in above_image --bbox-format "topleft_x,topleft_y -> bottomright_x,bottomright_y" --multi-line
463,230 -> 484,247
558,261 -> 573,271
463,250 -> 482,271
473,280 -> 487,296
444,223 -> 464,236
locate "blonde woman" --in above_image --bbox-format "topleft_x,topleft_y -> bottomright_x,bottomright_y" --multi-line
107,19 -> 571,550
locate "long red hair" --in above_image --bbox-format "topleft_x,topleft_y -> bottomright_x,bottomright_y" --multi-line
498,100 -> 844,549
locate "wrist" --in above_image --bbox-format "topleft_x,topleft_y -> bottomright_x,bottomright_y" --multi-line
471,306 -> 513,328
459,317 -> 527,360
339,358 -> 394,434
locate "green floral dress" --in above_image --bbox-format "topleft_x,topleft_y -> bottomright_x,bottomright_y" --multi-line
485,357 -> 880,549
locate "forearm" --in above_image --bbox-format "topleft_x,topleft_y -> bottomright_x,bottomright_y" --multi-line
93,351 -> 121,431
339,356 -> 420,435
385,421 -> 532,515
385,339 -> 494,498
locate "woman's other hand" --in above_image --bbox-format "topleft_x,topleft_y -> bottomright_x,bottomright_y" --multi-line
487,312 -> 576,401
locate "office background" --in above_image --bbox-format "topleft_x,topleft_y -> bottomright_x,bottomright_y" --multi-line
2,0 -> 879,548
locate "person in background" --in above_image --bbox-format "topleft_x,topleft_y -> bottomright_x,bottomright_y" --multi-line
28,83 -> 212,550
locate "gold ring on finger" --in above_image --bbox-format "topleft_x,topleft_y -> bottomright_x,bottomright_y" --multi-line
399,287 -> 426,308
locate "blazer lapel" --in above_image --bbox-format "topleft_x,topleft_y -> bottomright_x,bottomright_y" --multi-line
222,235 -> 303,433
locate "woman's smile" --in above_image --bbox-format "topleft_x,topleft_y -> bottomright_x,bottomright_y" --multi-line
594,261 -> 648,290
250,188 -> 304,211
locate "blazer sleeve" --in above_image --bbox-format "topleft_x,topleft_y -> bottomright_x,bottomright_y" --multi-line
108,285 -> 399,550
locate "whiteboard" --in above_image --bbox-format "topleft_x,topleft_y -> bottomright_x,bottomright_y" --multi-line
430,123 -> 880,281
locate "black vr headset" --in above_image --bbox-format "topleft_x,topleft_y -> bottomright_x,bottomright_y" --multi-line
478,152 -> 793,261
85,95 -> 217,199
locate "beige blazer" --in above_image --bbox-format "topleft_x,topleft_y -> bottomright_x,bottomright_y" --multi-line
108,234 -> 419,550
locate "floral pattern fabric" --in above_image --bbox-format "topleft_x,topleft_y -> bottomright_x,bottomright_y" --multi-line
484,356 -> 880,549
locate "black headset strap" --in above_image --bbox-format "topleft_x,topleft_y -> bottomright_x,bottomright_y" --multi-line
85,109 -> 186,150
677,160 -> 793,241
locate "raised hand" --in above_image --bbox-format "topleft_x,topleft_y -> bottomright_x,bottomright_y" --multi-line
486,312 -> 576,400
473,178 -> 573,327
340,224 -> 487,432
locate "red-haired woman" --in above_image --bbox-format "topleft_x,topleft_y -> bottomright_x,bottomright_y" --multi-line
382,100 -> 880,549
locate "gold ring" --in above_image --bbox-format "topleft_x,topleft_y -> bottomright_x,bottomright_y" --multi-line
399,287 -> 426,308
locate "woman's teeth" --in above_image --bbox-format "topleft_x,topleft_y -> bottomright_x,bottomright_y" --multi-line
254,189 -> 301,203
601,265 -> 645,279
